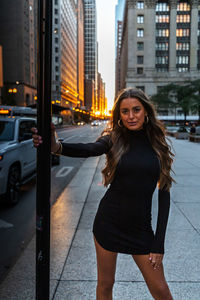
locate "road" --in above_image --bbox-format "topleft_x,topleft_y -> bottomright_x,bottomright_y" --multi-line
0,124 -> 105,283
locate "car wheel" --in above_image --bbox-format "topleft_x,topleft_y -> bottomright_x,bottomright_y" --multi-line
6,166 -> 20,205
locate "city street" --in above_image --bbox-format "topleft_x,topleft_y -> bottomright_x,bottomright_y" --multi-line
0,134 -> 199,299
0,124 -> 104,283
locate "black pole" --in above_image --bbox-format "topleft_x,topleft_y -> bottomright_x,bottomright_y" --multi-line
36,0 -> 52,299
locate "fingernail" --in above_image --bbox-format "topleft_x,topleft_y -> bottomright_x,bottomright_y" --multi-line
149,257 -> 152,260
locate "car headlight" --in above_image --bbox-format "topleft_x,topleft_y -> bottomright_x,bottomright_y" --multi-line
0,154 -> 3,161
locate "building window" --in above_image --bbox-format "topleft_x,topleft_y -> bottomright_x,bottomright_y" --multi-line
55,8 -> 58,14
55,37 -> 58,43
178,67 -> 189,72
156,3 -> 169,12
176,56 -> 189,64
177,3 -> 190,12
137,1 -> 144,10
176,29 -> 190,37
156,29 -> 169,37
156,56 -> 169,64
137,42 -> 144,50
55,47 -> 59,53
156,15 -> 169,23
136,86 -> 145,92
137,15 -> 144,24
56,85 -> 59,91
55,56 -> 59,62
55,0 -> 58,4
55,75 -> 59,81
137,29 -> 144,37
177,14 -> 190,23
176,43 -> 189,50
55,66 -> 59,72
137,56 -> 144,64
156,43 -> 169,50
55,18 -> 58,24
137,67 -> 143,74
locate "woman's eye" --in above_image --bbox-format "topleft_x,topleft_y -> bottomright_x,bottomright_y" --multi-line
134,108 -> 140,112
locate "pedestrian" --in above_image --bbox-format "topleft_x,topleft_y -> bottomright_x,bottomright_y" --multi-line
190,123 -> 196,134
32,87 -> 175,300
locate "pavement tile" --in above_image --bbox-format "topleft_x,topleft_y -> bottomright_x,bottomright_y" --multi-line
0,279 -> 57,300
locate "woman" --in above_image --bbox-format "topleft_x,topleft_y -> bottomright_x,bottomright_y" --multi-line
32,88 -> 175,300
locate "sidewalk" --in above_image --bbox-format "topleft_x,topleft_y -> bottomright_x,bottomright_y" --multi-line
0,137 -> 199,299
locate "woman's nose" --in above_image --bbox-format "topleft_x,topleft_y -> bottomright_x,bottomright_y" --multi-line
129,111 -> 134,118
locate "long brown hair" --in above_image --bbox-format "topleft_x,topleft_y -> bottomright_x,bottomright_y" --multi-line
101,87 -> 176,192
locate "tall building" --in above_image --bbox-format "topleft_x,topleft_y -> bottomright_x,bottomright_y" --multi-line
0,45 -> 3,104
115,0 -> 126,53
77,0 -> 85,108
118,0 -> 200,98
115,0 -> 125,98
83,0 -> 98,111
0,0 -> 37,106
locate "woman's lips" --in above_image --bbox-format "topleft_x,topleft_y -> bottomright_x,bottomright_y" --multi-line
128,122 -> 137,125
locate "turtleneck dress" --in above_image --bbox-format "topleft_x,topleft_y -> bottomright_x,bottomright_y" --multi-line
61,127 -> 170,254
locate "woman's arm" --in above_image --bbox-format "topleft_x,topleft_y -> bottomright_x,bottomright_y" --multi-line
61,135 -> 111,157
150,186 -> 170,254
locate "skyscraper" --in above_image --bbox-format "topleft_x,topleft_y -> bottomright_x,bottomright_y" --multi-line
83,0 -> 98,110
118,0 -> 200,97
0,0 -> 37,106
115,0 -> 125,98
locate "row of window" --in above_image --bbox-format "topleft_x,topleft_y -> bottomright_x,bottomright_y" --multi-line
177,14 -> 190,23
156,29 -> 169,37
156,43 -> 169,50
156,56 -> 168,64
176,56 -> 189,64
155,29 -> 190,37
156,15 -> 169,23
176,42 -> 190,50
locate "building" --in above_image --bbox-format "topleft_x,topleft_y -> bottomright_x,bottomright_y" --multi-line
0,46 -> 3,104
83,0 -> 98,111
115,0 -> 126,53
0,0 -> 37,106
77,0 -> 85,108
118,0 -> 200,98
115,0 -> 125,98
97,72 -> 106,117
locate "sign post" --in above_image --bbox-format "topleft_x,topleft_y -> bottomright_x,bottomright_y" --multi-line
36,0 -> 52,299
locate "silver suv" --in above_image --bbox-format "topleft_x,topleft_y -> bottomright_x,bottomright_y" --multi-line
0,117 -> 37,204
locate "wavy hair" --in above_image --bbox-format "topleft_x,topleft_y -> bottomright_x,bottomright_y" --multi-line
101,87 -> 176,192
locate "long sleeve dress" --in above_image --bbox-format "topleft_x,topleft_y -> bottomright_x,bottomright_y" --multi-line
61,127 -> 170,254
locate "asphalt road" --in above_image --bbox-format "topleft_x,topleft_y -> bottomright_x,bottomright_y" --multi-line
0,123 -> 105,283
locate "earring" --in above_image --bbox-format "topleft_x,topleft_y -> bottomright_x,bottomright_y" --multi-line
118,119 -> 123,127
145,115 -> 149,124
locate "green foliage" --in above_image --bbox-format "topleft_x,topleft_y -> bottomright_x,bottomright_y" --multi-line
151,79 -> 200,121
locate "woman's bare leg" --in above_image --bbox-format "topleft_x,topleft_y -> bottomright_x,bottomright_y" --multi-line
132,254 -> 174,300
93,236 -> 118,300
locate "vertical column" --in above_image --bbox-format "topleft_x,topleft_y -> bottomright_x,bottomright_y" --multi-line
169,0 -> 177,73
144,1 -> 156,73
190,0 -> 198,71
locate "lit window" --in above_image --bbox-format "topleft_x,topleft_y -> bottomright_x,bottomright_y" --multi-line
137,15 -> 144,24
137,1 -> 144,10
137,29 -> 144,37
156,3 -> 169,12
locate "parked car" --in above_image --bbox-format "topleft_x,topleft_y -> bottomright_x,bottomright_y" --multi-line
0,117 -> 37,204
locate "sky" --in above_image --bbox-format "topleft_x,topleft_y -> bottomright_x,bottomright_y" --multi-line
96,0 -> 118,110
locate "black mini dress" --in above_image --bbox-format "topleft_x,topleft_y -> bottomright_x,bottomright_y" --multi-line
61,127 -> 170,255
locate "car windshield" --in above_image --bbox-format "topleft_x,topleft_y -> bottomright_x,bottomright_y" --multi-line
0,121 -> 15,141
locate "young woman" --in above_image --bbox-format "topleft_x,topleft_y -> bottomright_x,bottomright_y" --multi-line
32,88 -> 175,300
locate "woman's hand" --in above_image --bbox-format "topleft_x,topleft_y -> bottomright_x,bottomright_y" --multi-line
31,128 -> 42,148
31,123 -> 60,153
148,253 -> 163,270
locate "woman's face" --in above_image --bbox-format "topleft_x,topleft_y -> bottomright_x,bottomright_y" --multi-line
119,97 -> 147,131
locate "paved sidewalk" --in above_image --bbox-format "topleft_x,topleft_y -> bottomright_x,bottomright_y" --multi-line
0,137 -> 199,299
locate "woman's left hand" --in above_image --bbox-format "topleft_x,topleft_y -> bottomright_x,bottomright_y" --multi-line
148,253 -> 163,270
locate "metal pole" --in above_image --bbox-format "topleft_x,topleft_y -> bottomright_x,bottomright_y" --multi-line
36,0 -> 52,299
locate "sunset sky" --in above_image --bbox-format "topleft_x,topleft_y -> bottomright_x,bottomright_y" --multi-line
96,0 -> 118,110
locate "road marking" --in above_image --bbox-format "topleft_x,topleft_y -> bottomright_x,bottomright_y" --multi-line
56,166 -> 73,177
63,135 -> 76,141
0,219 -> 13,229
